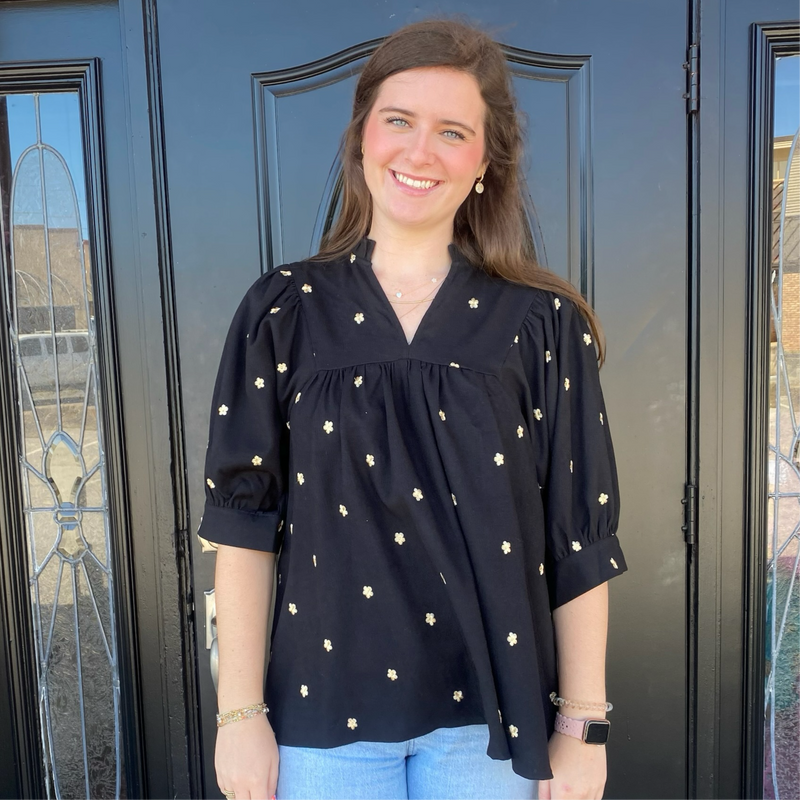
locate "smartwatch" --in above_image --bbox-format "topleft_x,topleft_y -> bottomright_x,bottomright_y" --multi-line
554,711 -> 611,744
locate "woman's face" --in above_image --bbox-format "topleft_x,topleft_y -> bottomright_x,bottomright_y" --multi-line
361,67 -> 488,236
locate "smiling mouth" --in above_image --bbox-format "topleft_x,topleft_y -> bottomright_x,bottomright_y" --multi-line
391,170 -> 441,190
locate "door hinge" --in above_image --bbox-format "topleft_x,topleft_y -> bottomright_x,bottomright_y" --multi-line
683,42 -> 699,114
682,483 -> 697,544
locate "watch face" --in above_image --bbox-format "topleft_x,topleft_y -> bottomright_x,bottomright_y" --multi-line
584,720 -> 611,744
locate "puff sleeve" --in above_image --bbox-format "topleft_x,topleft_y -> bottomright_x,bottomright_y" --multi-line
520,291 -> 628,609
197,269 -> 302,553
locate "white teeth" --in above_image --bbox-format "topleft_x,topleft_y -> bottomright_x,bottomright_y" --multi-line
393,171 -> 438,189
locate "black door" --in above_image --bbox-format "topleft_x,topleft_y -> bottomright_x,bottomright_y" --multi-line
2,1 -> 799,799
156,3 -> 688,798
0,1 -> 197,798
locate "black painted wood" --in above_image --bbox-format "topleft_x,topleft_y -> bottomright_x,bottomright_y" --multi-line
696,2 -> 799,798
156,2 -> 689,797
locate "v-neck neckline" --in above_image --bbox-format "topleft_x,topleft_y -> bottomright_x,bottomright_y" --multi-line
351,236 -> 466,350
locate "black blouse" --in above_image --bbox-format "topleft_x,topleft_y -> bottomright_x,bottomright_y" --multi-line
198,236 -> 628,781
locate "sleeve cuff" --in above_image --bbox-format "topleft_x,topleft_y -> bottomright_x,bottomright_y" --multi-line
548,534 -> 627,610
197,503 -> 284,553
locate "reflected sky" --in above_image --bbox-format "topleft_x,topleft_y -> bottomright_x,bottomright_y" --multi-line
6,92 -> 88,236
775,56 -> 799,137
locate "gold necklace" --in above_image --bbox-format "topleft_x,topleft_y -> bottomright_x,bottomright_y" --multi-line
394,283 -> 441,320
374,265 -> 450,299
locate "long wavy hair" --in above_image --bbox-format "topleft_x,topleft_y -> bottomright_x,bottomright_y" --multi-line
312,18 -> 606,364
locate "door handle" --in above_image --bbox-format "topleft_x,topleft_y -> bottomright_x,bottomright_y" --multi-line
205,588 -> 219,692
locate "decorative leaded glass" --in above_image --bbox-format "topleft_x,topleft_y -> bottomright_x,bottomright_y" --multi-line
1,92 -> 125,799
765,53 -> 800,800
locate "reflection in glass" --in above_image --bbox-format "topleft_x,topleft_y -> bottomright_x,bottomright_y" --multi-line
0,92 -> 125,798
765,53 -> 800,800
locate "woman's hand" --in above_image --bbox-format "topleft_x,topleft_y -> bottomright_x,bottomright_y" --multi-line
537,731 -> 607,800
215,713 -> 279,800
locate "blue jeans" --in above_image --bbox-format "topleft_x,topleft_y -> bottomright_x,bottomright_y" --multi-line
275,723 -> 539,800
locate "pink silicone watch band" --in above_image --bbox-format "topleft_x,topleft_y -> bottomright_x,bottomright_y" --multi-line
554,712 -> 588,740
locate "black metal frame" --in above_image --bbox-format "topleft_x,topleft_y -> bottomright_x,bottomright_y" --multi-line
745,20 -> 800,800
0,60 -> 145,799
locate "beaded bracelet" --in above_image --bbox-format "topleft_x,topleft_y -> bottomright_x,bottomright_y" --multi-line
549,692 -> 613,713
216,702 -> 269,727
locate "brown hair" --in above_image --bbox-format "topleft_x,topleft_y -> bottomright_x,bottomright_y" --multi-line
312,17 -> 606,363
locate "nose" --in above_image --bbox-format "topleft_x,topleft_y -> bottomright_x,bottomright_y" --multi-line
404,128 -> 436,167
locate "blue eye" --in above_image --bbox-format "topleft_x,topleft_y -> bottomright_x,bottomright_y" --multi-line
386,117 -> 409,127
443,129 -> 466,141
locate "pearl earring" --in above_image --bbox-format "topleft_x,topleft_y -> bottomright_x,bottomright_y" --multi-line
475,173 -> 485,194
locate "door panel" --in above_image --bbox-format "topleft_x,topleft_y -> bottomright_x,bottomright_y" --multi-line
158,3 -> 688,797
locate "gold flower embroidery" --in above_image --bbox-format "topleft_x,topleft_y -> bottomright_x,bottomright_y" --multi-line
218,405 -> 228,415
286,421 -> 291,429
583,333 -> 592,345
425,613 -> 436,626
412,488 -> 423,501
297,472 -> 305,484
501,541 -> 512,555
301,283 -> 312,293
564,377 -> 570,391
366,454 -> 375,467
539,563 -> 544,576
350,253 -> 356,263
362,585 -> 373,599
453,691 -> 464,702
571,541 -> 582,552
254,377 -> 265,389
387,669 -> 398,681
546,350 -> 551,362
449,362 -> 460,368
339,504 -> 348,516
295,392 -> 301,403
323,639 -> 333,652
252,455 -> 263,466
394,532 -> 405,545
439,410 -> 446,421
354,312 -> 365,324
347,718 -> 358,730
300,685 -> 308,697
599,493 -> 609,505
451,493 -> 457,506
610,558 -> 619,569
494,453 -> 505,466
514,335 -> 519,344
516,425 -> 524,438
468,297 -> 479,309
533,408 -> 543,421
323,420 -> 334,434
277,363 -> 288,373
288,603 -> 297,615
270,307 -> 280,314
508,725 -> 519,738
354,375 -> 363,387
280,270 -> 292,276
206,478 -> 215,488
507,632 -> 518,646
554,297 -> 561,310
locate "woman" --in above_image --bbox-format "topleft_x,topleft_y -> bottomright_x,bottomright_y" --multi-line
201,18 -> 627,800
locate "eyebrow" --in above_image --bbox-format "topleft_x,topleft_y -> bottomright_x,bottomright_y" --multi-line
378,106 -> 476,137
